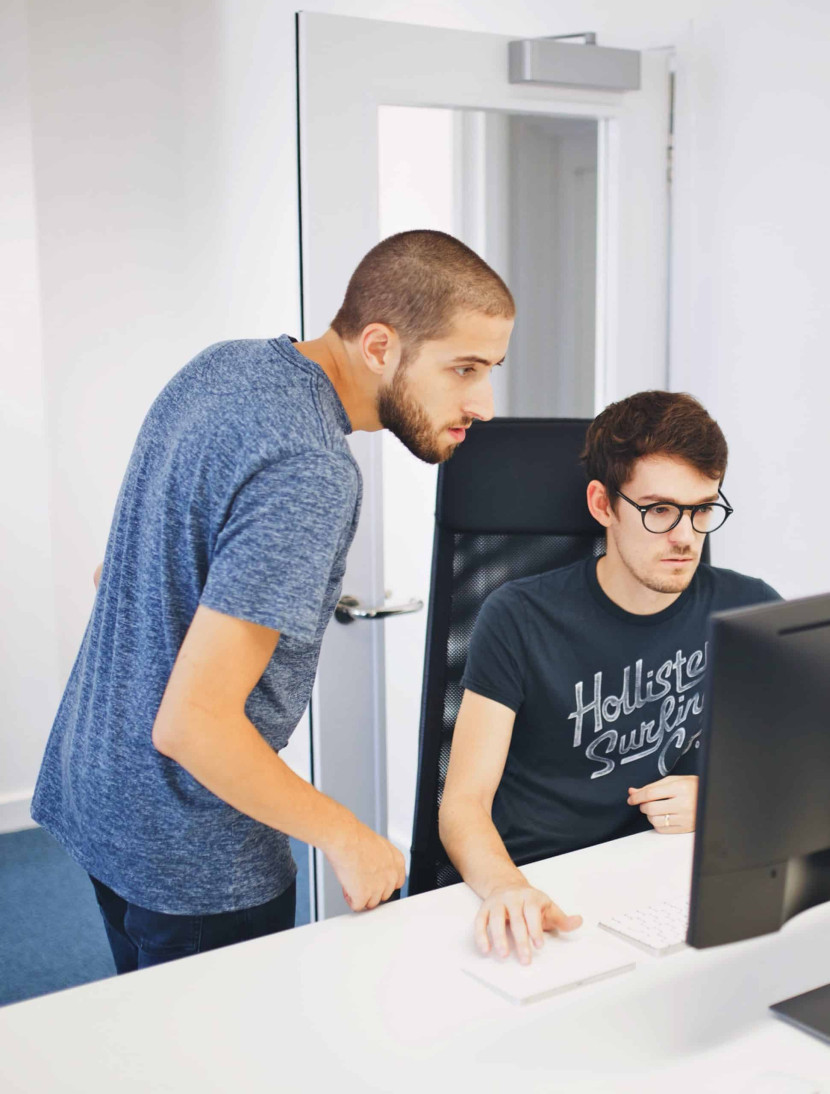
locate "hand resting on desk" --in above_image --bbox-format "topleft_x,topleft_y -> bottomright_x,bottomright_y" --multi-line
475,882 -> 582,966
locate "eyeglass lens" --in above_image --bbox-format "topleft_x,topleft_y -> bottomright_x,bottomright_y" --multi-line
643,504 -> 728,534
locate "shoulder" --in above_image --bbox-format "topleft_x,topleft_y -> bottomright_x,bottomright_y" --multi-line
498,557 -> 590,600
173,340 -> 354,462
478,558 -> 590,620
175,339 -> 275,386
695,563 -> 782,608
174,339 -> 320,408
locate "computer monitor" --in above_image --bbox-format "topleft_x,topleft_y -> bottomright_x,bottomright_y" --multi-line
687,590 -> 830,1038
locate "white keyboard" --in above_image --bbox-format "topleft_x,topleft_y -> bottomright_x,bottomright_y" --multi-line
599,897 -> 690,956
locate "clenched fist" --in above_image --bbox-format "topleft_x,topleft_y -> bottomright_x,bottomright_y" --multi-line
324,817 -> 406,911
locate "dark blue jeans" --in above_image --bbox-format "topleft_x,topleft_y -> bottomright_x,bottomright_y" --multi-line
90,876 -> 296,974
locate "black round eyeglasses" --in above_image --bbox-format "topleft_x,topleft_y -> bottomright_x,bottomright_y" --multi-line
615,488 -> 734,534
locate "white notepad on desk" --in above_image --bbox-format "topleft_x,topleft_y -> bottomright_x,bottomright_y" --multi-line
461,929 -> 636,1005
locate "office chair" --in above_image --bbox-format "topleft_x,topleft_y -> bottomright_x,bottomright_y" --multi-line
407,417 -> 711,896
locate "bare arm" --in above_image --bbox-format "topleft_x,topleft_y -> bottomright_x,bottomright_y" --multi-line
152,604 -> 405,910
93,563 -> 103,589
439,690 -> 581,962
439,690 -> 526,898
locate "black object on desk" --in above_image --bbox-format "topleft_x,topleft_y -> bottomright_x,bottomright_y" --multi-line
771,983 -> 830,1046
688,591 -> 830,1041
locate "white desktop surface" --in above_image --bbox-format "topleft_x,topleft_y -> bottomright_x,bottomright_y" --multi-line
1,832 -> 829,1093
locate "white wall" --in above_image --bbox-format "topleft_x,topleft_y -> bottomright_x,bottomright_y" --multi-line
507,115 -> 598,418
5,0 -> 830,830
0,0 -> 61,830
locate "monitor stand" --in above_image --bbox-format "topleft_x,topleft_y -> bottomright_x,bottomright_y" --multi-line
770,982 -> 830,1045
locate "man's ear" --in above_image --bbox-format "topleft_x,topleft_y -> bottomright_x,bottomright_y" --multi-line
586,480 -> 615,528
358,323 -> 400,378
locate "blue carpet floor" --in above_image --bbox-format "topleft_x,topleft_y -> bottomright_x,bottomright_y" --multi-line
0,827 -> 311,1008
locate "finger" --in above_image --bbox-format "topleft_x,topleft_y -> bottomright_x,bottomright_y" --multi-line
350,884 -> 371,911
543,901 -> 583,933
629,786 -> 672,806
649,812 -> 689,833
640,798 -> 679,817
394,851 -> 407,888
364,894 -> 381,911
380,881 -> 397,903
507,902 -> 532,965
627,776 -> 682,804
474,907 -> 492,954
524,899 -> 545,949
488,904 -> 510,960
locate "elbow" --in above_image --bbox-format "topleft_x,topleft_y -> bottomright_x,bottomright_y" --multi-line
437,794 -> 457,851
437,801 -> 448,846
439,789 -> 491,846
151,711 -> 181,760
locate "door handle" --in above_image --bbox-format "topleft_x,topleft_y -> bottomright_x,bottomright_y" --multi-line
335,595 -> 423,624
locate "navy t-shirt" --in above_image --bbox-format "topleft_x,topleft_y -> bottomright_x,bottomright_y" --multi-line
461,558 -> 780,866
32,336 -> 361,915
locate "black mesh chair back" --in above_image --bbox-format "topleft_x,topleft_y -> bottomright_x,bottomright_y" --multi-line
407,416 -> 711,895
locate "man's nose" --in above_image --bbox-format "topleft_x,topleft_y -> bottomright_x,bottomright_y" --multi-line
463,376 -> 495,423
668,511 -> 697,545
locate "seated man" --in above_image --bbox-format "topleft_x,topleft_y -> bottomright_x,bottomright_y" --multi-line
439,391 -> 780,964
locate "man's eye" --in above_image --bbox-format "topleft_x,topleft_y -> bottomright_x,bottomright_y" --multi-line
454,366 -> 476,377
652,505 -> 671,515
696,504 -> 714,514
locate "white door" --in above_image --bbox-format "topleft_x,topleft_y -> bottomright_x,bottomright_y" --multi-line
297,13 -> 671,918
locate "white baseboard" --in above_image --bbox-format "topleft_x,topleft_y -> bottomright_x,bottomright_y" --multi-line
0,791 -> 36,834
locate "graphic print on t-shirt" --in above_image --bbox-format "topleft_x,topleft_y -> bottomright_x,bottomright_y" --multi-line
568,644 -> 708,779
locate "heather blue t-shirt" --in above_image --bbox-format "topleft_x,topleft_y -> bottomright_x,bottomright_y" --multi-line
461,558 -> 780,867
32,336 -> 361,914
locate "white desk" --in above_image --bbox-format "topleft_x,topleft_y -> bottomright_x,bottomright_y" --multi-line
1,832 -> 829,1093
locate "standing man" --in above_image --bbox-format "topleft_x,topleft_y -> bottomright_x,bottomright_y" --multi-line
32,230 -> 515,972
439,391 -> 780,964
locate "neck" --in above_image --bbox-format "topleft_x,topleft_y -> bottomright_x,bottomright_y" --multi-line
293,329 -> 382,432
595,551 -> 685,616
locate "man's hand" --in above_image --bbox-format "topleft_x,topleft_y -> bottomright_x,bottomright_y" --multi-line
324,818 -> 406,912
475,883 -> 582,965
627,775 -> 698,833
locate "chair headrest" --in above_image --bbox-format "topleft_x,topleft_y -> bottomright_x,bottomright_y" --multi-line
436,417 -> 604,536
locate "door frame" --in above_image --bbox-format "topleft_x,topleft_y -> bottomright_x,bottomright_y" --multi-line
296,11 -> 671,918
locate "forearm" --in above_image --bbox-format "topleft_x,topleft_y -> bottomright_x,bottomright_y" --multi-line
439,796 -> 526,900
154,705 -> 356,855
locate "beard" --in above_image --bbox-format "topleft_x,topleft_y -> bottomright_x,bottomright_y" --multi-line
631,553 -> 700,595
377,365 -> 466,465
639,569 -> 697,594
610,529 -> 701,596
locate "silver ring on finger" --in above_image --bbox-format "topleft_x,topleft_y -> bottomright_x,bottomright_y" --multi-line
663,813 -> 671,827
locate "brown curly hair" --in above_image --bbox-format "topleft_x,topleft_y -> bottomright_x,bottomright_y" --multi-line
581,390 -> 728,504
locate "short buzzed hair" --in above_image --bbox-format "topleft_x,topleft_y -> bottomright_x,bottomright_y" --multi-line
581,390 -> 729,503
331,230 -> 515,353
